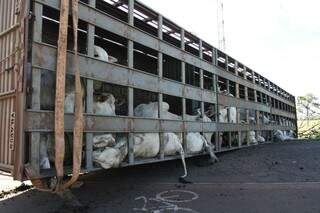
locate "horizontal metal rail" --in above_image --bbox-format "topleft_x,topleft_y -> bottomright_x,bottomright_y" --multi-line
25,111 -> 296,133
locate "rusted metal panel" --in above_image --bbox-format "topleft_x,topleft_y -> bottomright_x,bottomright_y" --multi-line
0,0 -> 26,176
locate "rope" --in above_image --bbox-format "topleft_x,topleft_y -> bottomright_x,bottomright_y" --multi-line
26,0 -> 83,193
60,0 -> 84,190
54,0 -> 70,192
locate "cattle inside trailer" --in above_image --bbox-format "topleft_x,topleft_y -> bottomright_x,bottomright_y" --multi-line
0,0 -> 298,182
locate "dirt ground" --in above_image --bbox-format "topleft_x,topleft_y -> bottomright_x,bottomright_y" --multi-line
1,140 -> 320,213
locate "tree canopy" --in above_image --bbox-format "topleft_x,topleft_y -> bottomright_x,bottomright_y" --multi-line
297,93 -> 320,139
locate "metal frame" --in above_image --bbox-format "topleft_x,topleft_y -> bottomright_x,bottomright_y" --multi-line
0,0 -> 298,179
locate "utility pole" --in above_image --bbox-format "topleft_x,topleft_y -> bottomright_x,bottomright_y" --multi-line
217,0 -> 226,52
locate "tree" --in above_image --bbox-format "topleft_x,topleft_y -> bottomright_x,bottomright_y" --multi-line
297,93 -> 320,139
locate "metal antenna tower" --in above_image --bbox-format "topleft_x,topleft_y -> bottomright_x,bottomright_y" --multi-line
217,0 -> 226,51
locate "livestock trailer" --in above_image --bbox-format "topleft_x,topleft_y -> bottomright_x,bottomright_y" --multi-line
0,0 -> 298,181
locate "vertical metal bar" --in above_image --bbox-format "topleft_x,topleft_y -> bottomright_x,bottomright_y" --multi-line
31,68 -> 41,110
244,86 -> 248,101
30,133 -> 40,175
246,110 -> 250,146
238,131 -> 241,147
30,68 -> 41,175
218,132 -> 222,151
199,40 -> 204,120
158,53 -> 163,78
89,0 -> 96,7
181,29 -> 185,51
225,55 -> 229,71
158,94 -> 164,159
235,83 -> 240,98
254,90 -> 257,102
87,25 -> 95,57
157,15 -> 164,160
226,79 -> 230,93
234,61 -> 238,76
182,86 -> 186,154
213,48 -> 218,66
215,132 -> 219,151
85,14 -> 95,170
158,15 -> 163,40
199,40 -> 203,59
200,69 -> 204,89
180,27 -> 187,150
128,87 -> 134,164
243,67 -> 247,80
213,74 -> 219,123
228,132 -> 231,148
236,107 -> 240,124
213,74 -> 217,93
85,78 -> 94,170
252,71 -> 255,84
128,0 -> 134,25
181,62 -> 185,84
128,0 -> 134,163
33,2 -> 43,43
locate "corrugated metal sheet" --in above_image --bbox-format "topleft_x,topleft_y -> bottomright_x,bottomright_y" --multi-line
0,0 -> 24,174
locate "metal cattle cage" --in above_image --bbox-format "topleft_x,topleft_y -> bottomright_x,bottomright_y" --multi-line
0,0 -> 297,180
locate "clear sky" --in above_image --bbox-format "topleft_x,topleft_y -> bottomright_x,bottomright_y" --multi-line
139,0 -> 320,97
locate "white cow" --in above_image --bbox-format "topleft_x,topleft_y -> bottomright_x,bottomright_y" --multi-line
184,110 -> 218,163
219,107 -> 228,123
39,134 -> 73,169
186,133 -> 207,154
274,130 -> 294,142
249,116 -> 256,124
219,106 -> 237,123
133,133 -> 160,158
40,135 -> 51,169
93,134 -> 116,148
64,45 -> 114,114
93,93 -> 116,116
94,45 -> 118,63
249,131 -> 258,144
261,115 -> 270,125
229,107 -> 237,123
133,102 -> 186,177
93,137 -> 128,169
64,92 -> 75,113
257,135 -> 266,143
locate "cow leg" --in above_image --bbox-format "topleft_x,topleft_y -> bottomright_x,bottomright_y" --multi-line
177,143 -> 192,184
204,139 -> 219,163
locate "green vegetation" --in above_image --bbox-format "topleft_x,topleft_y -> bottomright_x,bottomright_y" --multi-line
297,94 -> 320,139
